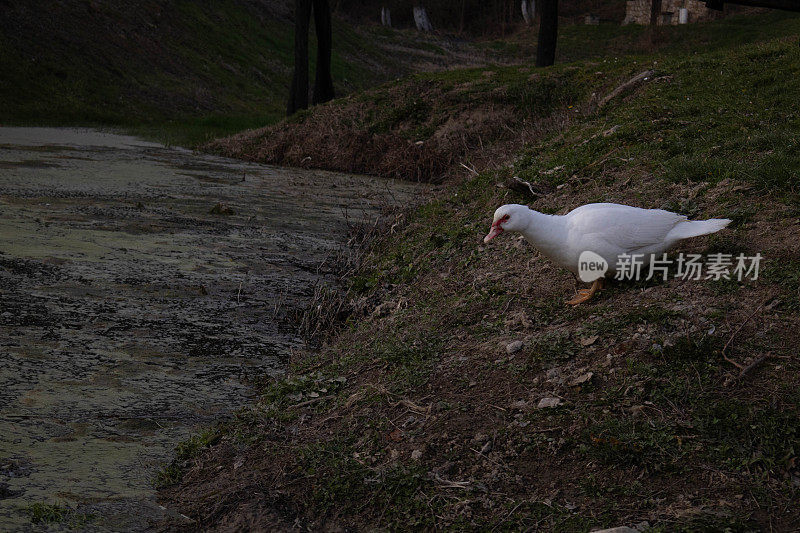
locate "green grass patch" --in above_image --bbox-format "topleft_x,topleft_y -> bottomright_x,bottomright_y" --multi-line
528,331 -> 578,363
153,427 -> 222,489
176,428 -> 222,461
370,336 -> 441,391
260,372 -> 348,410
296,439 -> 440,527
25,502 -> 95,528
513,37 -> 800,195
555,12 -> 800,62
582,417 -> 685,472
153,463 -> 185,490
694,398 -> 800,474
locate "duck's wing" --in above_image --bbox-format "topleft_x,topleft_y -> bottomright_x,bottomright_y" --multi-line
568,205 -> 687,254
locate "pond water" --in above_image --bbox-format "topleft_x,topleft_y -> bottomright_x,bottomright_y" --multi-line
0,127 -> 421,530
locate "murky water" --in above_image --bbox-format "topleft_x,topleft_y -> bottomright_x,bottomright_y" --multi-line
0,128 -> 421,530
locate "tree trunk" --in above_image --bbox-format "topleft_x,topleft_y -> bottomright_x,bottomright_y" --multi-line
500,0 -> 505,37
413,6 -> 433,31
312,0 -> 335,105
521,0 -> 535,25
287,0 -> 312,115
381,6 -> 392,27
536,0 -> 557,67
648,0 -> 663,46
649,0 -> 663,26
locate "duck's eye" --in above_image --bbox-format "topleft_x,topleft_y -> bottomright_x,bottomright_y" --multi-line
501,215 -> 510,222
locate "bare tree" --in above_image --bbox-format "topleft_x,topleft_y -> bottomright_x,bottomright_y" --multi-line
649,0 -> 663,25
413,5 -> 434,31
535,0 -> 557,67
288,0 -> 311,115
312,0 -> 335,105
288,0 -> 335,115
521,0 -> 534,25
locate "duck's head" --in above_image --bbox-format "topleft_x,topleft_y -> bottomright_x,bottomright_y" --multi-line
483,204 -> 530,243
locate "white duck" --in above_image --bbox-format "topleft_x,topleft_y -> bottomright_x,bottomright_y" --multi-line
483,203 -> 731,305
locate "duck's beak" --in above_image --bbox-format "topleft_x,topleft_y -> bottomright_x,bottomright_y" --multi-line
483,223 -> 503,243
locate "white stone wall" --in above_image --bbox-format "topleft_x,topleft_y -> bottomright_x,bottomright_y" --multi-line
623,0 -> 722,25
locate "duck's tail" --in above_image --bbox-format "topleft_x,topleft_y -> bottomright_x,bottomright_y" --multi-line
667,218 -> 732,241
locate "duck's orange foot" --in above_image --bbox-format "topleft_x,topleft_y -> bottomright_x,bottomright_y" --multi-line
566,278 -> 604,306
566,290 -> 593,306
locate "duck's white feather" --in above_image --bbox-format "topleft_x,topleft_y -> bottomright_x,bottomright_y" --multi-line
491,202 -> 730,275
567,203 -> 687,253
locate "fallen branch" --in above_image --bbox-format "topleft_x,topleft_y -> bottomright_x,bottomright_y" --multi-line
721,300 -> 767,371
460,162 -> 479,175
432,473 -> 471,489
583,147 -> 618,170
597,69 -> 655,110
392,398 -> 432,416
343,383 -> 399,409
504,176 -> 550,199
491,501 -> 527,533
289,395 -> 335,409
738,354 -> 772,379
343,389 -> 366,409
722,353 -> 745,371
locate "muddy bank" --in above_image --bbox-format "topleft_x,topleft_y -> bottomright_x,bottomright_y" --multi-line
0,127 -> 421,530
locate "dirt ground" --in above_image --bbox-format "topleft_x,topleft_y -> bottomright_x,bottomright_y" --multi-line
0,127 -> 421,530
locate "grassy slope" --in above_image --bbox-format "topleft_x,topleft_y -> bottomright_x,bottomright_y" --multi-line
508,9 -> 800,62
205,61 -> 616,182
161,16 -> 800,531
0,0 -> 409,146
208,12 -> 800,182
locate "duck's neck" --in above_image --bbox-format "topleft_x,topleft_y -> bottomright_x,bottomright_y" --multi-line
519,208 -> 568,258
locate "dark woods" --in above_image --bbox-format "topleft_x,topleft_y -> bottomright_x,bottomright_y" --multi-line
287,0 -> 621,114
288,0 -> 335,116
332,0 -> 627,35
359,0 -> 529,35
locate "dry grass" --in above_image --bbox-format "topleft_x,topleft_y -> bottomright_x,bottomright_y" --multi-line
203,62 -> 635,183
